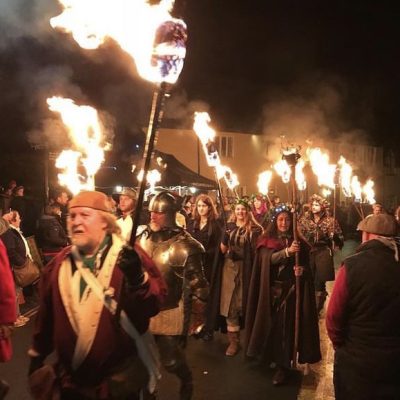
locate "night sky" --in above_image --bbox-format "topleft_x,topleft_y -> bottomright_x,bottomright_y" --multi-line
0,0 -> 399,186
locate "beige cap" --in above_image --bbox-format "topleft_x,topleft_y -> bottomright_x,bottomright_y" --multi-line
68,191 -> 111,213
357,214 -> 398,236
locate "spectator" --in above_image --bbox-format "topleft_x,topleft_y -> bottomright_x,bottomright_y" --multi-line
0,211 -> 32,327
36,204 -> 68,264
0,217 -> 16,399
116,187 -> 137,242
326,213 -> 400,399
51,189 -> 69,231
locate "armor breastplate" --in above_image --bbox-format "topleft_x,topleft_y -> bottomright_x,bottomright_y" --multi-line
138,228 -> 205,310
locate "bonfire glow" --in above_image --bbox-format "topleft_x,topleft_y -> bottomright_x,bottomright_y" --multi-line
50,0 -> 187,84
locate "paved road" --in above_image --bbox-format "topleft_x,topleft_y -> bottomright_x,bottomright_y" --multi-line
0,319 -> 300,400
2,240 -> 361,400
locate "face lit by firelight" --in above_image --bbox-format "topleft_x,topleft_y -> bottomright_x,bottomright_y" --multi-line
311,201 -> 321,215
234,204 -> 248,223
276,212 -> 291,233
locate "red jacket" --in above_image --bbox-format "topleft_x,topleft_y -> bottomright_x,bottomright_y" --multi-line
0,239 -> 17,362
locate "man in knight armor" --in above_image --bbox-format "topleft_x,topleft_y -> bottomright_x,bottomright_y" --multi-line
298,194 -> 344,315
137,191 -> 209,400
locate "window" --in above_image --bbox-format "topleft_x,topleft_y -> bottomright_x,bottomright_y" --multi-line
216,136 -> 234,158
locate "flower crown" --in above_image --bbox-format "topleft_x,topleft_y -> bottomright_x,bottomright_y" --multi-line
266,203 -> 293,223
231,197 -> 252,210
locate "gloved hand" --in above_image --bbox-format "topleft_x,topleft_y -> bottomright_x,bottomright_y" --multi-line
117,245 -> 145,288
188,299 -> 207,336
28,356 -> 45,376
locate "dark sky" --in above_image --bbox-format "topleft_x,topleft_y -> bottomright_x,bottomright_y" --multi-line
0,0 -> 399,161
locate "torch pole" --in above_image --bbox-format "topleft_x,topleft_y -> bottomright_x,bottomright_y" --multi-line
129,82 -> 168,247
213,169 -> 227,229
290,162 -> 301,369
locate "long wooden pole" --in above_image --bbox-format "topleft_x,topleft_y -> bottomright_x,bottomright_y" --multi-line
290,163 -> 301,369
129,82 -> 168,247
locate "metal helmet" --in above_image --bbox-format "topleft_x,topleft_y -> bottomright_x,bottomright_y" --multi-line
148,191 -> 179,215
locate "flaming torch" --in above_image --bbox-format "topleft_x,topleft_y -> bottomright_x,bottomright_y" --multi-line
48,96 -> 106,194
257,170 -> 273,207
281,145 -> 302,369
193,112 -> 226,225
363,179 -> 376,205
351,175 -> 364,219
50,0 -> 187,244
50,0 -> 187,239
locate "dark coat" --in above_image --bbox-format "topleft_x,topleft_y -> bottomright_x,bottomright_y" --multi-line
244,237 -> 321,366
187,219 -> 223,283
0,227 -> 27,267
206,222 -> 261,332
36,215 -> 68,253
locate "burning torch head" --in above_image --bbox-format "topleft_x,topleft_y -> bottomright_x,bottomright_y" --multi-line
152,19 -> 187,84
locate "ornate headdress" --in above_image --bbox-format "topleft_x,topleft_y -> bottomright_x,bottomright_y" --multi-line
231,197 -> 252,210
265,203 -> 293,223
310,194 -> 329,209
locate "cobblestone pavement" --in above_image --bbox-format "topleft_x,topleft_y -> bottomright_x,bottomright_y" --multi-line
297,240 -> 359,400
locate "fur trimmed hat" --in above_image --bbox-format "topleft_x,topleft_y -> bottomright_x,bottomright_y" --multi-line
68,191 -> 111,213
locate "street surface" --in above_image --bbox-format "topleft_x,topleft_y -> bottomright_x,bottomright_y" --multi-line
0,240 -> 360,400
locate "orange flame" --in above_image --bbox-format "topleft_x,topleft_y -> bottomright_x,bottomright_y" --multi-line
48,96 -> 106,194
274,160 -> 291,184
363,179 -> 375,204
338,156 -> 353,197
137,168 -> 161,193
307,147 -> 335,189
295,159 -> 306,191
50,0 -> 187,84
351,176 -> 362,202
193,112 -> 220,168
257,170 -> 272,195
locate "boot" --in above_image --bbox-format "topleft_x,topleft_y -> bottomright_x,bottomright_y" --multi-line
315,291 -> 328,315
172,362 -> 193,400
0,379 -> 9,400
272,367 -> 287,386
225,331 -> 240,356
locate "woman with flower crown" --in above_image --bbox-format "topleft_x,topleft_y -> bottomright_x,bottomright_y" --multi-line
217,198 -> 263,357
244,204 -> 321,386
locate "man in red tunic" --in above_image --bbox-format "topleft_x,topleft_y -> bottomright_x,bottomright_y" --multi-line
28,191 -> 166,400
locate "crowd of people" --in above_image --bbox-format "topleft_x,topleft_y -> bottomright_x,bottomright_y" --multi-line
1,180 -> 400,400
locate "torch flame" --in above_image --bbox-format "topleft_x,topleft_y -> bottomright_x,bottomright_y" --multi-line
137,168 -> 162,193
257,170 -> 272,195
351,176 -> 362,202
216,165 -> 239,190
274,160 -> 291,184
363,179 -> 376,204
50,0 -> 187,84
48,96 -> 106,194
307,147 -> 336,189
193,112 -> 220,168
295,159 -> 306,191
338,156 -> 353,197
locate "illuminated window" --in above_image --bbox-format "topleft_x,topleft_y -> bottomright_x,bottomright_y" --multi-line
215,136 -> 233,158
